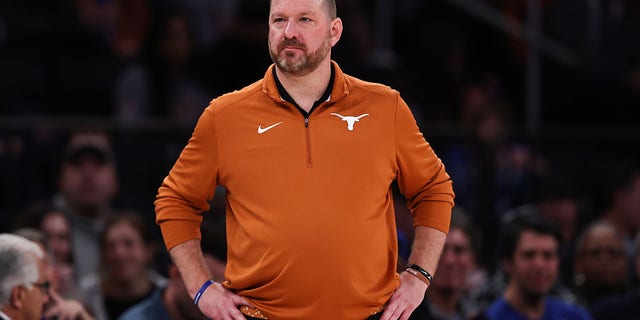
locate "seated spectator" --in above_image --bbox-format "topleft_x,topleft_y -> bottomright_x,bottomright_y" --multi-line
12,228 -> 94,320
0,233 -> 50,320
591,232 -> 640,319
118,224 -> 227,320
13,202 -> 77,298
594,160 -> 640,258
412,210 -> 485,319
79,212 -> 165,320
469,206 -> 580,312
54,131 -> 120,282
482,213 -> 591,320
572,221 -> 630,306
534,175 -> 584,285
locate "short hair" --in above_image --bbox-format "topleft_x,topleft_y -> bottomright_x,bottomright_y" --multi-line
323,0 -> 337,19
99,211 -> 154,251
574,221 -> 623,257
499,209 -> 561,261
12,228 -> 47,247
270,0 -> 337,19
0,234 -> 44,306
449,207 -> 479,258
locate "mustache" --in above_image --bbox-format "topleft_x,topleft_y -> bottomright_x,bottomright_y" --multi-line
278,39 -> 306,51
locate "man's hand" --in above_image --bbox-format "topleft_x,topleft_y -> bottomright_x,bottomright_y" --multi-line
169,239 -> 252,319
197,282 -> 254,320
44,289 -> 94,320
380,271 -> 428,320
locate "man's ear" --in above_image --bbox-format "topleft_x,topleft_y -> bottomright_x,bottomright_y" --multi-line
329,17 -> 343,47
10,285 -> 26,309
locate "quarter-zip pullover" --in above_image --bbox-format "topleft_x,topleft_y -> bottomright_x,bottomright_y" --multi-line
155,61 -> 455,319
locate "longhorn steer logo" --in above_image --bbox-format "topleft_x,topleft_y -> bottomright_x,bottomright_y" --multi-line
330,113 -> 370,131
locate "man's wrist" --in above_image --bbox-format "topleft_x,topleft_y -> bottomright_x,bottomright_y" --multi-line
193,279 -> 216,305
404,263 -> 432,287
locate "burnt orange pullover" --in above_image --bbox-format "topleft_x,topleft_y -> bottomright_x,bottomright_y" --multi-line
155,62 -> 454,319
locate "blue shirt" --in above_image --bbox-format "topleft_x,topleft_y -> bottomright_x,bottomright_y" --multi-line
117,288 -> 171,320
485,297 -> 592,320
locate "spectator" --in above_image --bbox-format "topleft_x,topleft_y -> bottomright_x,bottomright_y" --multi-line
595,160 -> 640,257
534,175 -> 584,285
78,212 -> 165,320
482,213 -> 591,320
0,233 -> 49,320
469,205 -> 581,313
73,0 -> 151,61
115,5 -> 210,125
413,209 -> 485,319
118,225 -> 227,320
591,232 -> 640,319
12,228 -> 94,320
12,202 -> 77,298
572,221 -> 629,306
54,131 -> 120,281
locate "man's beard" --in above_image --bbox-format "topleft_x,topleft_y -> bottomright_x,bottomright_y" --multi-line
269,36 -> 331,77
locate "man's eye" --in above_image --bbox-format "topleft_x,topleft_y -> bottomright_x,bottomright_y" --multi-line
274,18 -> 286,23
300,17 -> 311,22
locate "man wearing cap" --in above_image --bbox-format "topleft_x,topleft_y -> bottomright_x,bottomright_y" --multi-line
55,131 -> 120,280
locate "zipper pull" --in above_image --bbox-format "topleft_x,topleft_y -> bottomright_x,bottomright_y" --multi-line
305,118 -> 309,128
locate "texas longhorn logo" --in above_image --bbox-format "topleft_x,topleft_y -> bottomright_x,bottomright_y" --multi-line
330,113 -> 369,131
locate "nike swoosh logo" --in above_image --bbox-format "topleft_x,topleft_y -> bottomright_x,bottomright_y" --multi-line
258,122 -> 283,134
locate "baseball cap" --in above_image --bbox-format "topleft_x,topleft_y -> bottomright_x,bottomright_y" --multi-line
63,132 -> 115,165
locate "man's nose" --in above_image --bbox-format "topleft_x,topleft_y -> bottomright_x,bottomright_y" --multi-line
284,20 -> 299,39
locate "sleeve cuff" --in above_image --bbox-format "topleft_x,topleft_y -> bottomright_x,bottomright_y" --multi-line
159,219 -> 203,250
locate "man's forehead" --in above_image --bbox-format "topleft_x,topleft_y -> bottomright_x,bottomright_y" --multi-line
270,0 -> 324,14
516,231 -> 558,249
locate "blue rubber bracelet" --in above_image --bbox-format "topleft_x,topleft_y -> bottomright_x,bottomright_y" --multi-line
193,279 -> 216,305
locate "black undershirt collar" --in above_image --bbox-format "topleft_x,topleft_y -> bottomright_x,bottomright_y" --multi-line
272,64 -> 335,117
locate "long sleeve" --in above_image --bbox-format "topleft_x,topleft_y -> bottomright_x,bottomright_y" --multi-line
155,106 -> 220,250
394,94 -> 454,233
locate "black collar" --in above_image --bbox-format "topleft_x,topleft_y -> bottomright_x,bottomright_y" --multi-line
272,64 -> 335,116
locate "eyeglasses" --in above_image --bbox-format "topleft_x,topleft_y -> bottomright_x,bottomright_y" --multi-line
30,281 -> 51,294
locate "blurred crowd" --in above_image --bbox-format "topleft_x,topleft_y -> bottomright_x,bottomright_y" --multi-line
1,0 -> 640,319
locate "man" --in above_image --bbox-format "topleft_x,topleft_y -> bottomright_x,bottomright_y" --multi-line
483,214 -> 591,320
0,233 -> 50,320
118,238 -> 227,320
412,210 -> 478,319
55,131 -> 120,280
591,232 -> 640,320
155,0 -> 455,319
11,228 -> 94,320
534,177 -> 582,285
596,161 -> 640,257
117,253 -> 224,320
572,221 -> 629,306
412,211 -> 483,319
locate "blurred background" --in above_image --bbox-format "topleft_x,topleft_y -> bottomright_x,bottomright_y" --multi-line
1,0 -> 639,288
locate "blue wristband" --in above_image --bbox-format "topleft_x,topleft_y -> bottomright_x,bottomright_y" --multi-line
193,279 -> 216,305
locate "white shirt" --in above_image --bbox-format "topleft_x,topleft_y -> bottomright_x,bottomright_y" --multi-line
0,310 -> 11,320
